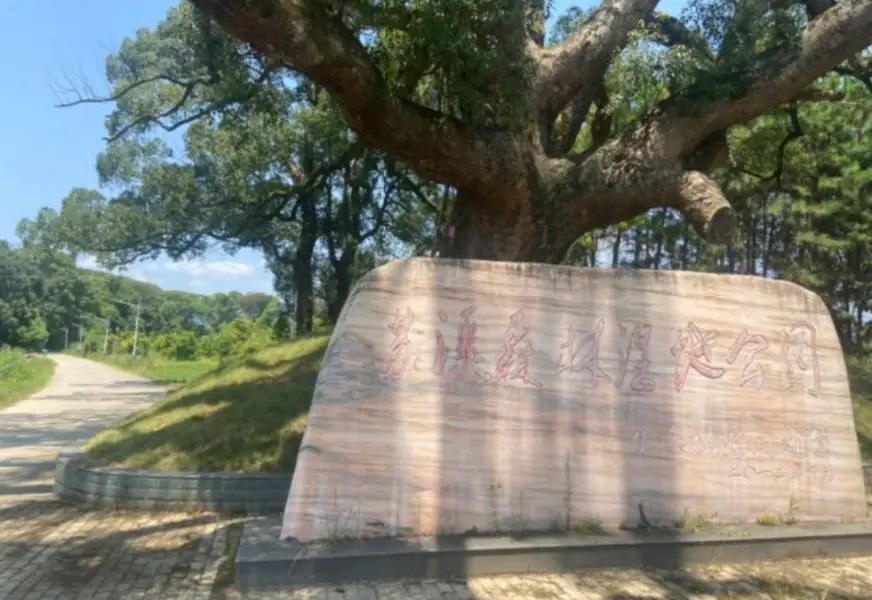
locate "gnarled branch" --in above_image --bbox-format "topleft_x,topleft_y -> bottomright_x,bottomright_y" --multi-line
677,0 -> 872,146
533,0 -> 658,118
188,0 -> 516,202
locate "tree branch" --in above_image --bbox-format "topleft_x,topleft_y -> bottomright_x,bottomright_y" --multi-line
188,0 -> 515,201
674,171 -> 736,243
643,11 -> 713,59
552,85 -> 611,156
675,0 -> 872,146
732,104 -> 804,187
56,68 -> 274,142
533,0 -> 658,118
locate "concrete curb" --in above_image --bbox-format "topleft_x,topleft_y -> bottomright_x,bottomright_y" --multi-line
235,516 -> 872,589
53,448 -> 291,513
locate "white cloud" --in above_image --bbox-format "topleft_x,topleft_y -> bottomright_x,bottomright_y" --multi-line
76,255 -> 103,271
163,259 -> 253,277
76,254 -> 153,284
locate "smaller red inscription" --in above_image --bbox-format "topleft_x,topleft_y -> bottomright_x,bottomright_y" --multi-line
779,322 -> 821,396
557,318 -> 612,387
726,329 -> 769,390
380,306 -> 415,381
615,322 -> 656,393
670,322 -> 725,392
491,309 -> 542,388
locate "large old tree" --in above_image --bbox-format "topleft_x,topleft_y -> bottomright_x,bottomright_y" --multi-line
183,0 -> 872,262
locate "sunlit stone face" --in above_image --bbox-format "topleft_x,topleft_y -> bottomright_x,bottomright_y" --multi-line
281,258 -> 867,542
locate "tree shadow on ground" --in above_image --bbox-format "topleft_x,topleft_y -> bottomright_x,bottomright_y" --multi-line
0,496 -> 244,598
83,339 -> 328,473
2,495 -> 869,599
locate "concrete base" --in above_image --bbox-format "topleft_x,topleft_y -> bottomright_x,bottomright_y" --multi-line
235,515 -> 872,589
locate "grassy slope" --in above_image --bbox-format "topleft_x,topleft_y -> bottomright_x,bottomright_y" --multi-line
75,353 -> 219,385
84,336 -> 328,472
849,357 -> 872,463
0,352 -> 56,409
83,336 -> 872,473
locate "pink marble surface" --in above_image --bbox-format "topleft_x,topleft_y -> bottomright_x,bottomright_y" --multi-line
280,259 -> 867,541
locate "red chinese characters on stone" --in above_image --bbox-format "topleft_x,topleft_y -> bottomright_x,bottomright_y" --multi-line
726,329 -> 769,390
615,322 -> 656,393
380,306 -> 415,381
444,306 -> 489,382
491,309 -> 542,388
779,322 -> 821,396
670,322 -> 725,392
557,318 -> 612,387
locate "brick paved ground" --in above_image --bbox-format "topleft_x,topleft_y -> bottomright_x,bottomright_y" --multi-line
1,496 -> 871,600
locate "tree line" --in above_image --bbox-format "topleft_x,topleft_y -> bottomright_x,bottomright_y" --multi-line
20,1 -> 871,356
0,240 -> 286,357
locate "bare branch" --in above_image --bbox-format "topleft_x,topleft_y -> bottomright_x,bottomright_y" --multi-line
731,104 -> 804,187
533,0 -> 658,118
361,182 -> 397,242
55,74 -> 213,108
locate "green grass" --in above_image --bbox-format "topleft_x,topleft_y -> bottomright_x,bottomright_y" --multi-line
83,335 -> 328,472
0,349 -> 56,408
79,353 -> 219,385
849,356 -> 872,463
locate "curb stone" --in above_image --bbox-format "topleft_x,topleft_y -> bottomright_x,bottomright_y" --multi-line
53,448 -> 291,513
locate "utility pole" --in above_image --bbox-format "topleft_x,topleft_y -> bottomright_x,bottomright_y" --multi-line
73,323 -> 84,351
103,319 -> 110,354
114,298 -> 142,358
132,301 -> 141,358
61,327 -> 69,350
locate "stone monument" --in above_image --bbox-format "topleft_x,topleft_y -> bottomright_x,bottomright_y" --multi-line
280,258 -> 867,541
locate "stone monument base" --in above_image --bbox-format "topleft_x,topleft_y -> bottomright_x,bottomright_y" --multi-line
235,514 -> 872,589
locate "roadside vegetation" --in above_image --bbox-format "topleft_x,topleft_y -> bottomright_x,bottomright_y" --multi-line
0,348 -> 56,408
76,353 -> 219,386
83,335 -> 328,472
849,357 -> 872,463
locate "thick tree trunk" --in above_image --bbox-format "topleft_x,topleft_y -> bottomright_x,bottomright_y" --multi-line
292,253 -> 314,335
327,251 -> 355,325
293,199 -> 318,335
190,0 -> 872,263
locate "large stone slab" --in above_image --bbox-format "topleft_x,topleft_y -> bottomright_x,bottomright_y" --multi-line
281,259 -> 867,541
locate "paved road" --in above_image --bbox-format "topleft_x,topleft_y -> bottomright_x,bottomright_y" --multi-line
0,354 -> 166,501
1,355 -> 871,599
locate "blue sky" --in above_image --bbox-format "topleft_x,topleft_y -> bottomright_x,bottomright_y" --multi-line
0,0 -> 685,296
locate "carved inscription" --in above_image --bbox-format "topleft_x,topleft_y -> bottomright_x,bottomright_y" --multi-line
636,424 -> 833,482
726,329 -> 769,389
557,318 -> 612,386
780,322 -> 821,396
381,309 -> 824,396
379,306 -> 415,381
671,322 -> 725,391
491,310 -> 542,388
615,322 -> 656,393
